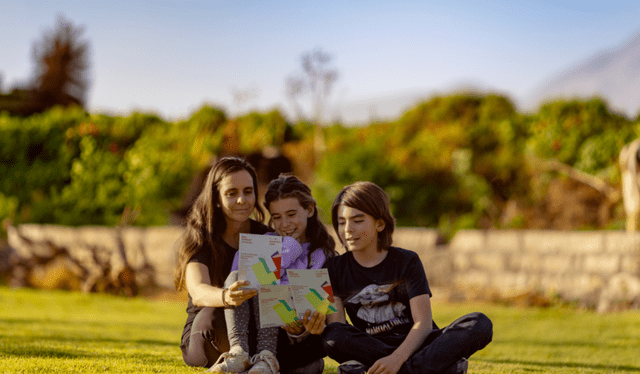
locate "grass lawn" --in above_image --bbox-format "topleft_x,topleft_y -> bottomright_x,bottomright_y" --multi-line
1,286 -> 639,373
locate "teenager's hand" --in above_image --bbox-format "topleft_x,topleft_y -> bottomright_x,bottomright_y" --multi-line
281,320 -> 305,335
301,310 -> 326,335
368,354 -> 403,374
225,281 -> 257,306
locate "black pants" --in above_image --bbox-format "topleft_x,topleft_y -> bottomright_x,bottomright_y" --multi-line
181,306 -> 326,373
322,312 -> 493,374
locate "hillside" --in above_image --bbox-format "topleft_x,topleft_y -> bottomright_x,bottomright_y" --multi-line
525,30 -> 640,118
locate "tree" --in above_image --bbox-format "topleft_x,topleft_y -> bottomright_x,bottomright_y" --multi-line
32,14 -> 91,110
286,49 -> 339,167
286,49 -> 339,124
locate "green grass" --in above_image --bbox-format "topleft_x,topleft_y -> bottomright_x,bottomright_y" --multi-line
1,287 -> 639,373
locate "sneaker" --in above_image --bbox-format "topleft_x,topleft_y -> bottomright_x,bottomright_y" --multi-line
337,360 -> 366,374
444,358 -> 468,374
457,358 -> 468,374
207,346 -> 251,373
249,350 -> 279,374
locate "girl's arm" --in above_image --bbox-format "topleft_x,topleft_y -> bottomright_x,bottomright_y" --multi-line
185,262 -> 256,307
368,294 -> 433,374
279,237 -> 306,269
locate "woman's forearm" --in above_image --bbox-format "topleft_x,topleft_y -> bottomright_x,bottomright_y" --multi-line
190,283 -> 226,308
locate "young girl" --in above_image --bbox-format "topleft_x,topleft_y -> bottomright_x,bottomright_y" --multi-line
209,174 -> 336,374
320,181 -> 493,374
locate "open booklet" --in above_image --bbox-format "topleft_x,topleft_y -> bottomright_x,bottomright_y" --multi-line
238,233 -> 336,328
258,269 -> 336,328
238,233 -> 283,288
287,268 -> 337,317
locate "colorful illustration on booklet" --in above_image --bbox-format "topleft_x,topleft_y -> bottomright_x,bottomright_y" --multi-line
287,269 -> 337,318
321,280 -> 335,303
272,299 -> 299,325
252,257 -> 278,285
271,252 -> 282,281
239,233 -> 283,288
259,284 -> 297,328
305,288 -> 337,315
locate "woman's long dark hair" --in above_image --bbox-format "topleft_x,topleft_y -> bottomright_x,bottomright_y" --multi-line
174,157 -> 264,290
263,174 -> 337,266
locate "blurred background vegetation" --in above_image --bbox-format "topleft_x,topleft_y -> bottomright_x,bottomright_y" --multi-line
1,94 -> 638,240
2,15 -> 639,241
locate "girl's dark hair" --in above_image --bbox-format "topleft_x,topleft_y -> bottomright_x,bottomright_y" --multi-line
331,181 -> 395,251
264,174 -> 337,265
174,156 -> 264,290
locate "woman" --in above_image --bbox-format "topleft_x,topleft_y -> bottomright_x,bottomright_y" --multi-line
174,158 -> 326,374
174,156 -> 270,368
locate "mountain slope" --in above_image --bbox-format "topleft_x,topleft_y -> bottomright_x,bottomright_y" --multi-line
525,30 -> 640,117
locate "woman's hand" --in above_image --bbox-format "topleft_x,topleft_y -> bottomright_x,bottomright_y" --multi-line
224,280 -> 257,306
301,309 -> 326,335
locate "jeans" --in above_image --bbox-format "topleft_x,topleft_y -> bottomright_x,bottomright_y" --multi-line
322,312 -> 493,374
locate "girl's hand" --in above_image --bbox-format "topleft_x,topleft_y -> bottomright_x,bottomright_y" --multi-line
281,320 -> 305,335
301,310 -> 326,335
225,281 -> 257,306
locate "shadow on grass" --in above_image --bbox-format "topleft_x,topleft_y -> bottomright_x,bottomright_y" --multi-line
481,358 -> 640,372
1,346 -> 92,359
1,334 -> 177,347
494,338 -> 626,349
0,317 -> 178,330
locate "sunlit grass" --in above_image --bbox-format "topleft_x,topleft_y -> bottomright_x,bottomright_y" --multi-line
1,287 -> 639,373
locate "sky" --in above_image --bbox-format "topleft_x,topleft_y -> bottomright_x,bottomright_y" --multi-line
2,0 -> 640,123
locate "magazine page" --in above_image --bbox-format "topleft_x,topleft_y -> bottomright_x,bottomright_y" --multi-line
258,284 -> 297,328
287,268 -> 337,318
238,233 -> 282,289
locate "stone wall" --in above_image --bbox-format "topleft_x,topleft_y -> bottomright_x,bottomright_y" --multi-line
6,224 -> 640,311
449,230 -> 640,311
7,224 -> 183,289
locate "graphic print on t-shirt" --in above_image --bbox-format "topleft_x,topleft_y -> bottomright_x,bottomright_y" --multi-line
347,283 -> 410,335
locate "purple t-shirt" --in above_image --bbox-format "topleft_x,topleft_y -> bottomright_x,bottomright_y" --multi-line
231,233 -> 326,285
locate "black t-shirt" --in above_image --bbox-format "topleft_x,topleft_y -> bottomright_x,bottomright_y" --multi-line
326,247 -> 432,337
184,219 -> 272,326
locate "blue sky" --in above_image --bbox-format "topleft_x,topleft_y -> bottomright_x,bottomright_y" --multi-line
1,0 -> 640,122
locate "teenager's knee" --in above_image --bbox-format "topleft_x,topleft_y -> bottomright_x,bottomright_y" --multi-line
470,312 -> 493,340
462,312 -> 493,349
321,322 -> 350,352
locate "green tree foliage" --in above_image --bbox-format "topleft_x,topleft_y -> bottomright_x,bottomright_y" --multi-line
527,98 -> 636,180
1,94 -> 636,234
316,94 -> 524,231
0,106 -> 227,226
0,105 -> 302,228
